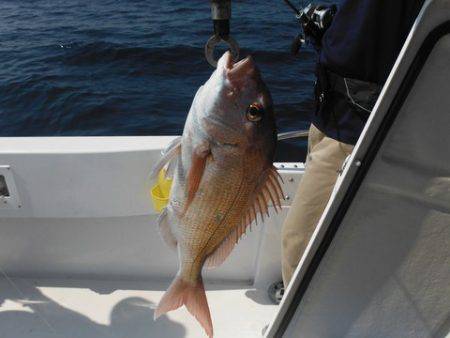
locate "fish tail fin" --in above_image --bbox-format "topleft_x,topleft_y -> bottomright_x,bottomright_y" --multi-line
154,275 -> 213,338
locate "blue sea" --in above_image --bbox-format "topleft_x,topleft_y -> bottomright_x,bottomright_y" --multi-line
0,0 -> 335,159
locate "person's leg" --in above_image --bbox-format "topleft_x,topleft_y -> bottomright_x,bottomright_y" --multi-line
281,124 -> 354,286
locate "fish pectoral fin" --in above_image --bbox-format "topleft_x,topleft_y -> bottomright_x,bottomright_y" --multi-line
205,166 -> 285,269
157,208 -> 178,251
184,143 -> 210,212
148,136 -> 182,185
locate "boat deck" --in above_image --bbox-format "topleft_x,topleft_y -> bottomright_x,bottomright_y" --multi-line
0,136 -> 301,338
0,276 -> 277,338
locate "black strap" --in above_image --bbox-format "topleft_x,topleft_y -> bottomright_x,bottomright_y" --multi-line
315,63 -> 382,117
328,70 -> 382,113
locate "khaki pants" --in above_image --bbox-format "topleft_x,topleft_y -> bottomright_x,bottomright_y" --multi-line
281,124 -> 354,286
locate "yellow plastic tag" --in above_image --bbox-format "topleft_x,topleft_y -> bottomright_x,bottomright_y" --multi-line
150,169 -> 173,212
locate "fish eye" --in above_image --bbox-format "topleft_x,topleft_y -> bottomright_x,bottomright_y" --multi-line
246,103 -> 263,122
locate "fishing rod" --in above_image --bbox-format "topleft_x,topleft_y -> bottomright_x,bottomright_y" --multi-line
283,0 -> 302,15
283,0 -> 337,54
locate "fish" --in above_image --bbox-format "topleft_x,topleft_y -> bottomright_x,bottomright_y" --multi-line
150,51 -> 284,337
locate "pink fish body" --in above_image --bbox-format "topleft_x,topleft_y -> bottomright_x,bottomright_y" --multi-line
151,52 -> 283,337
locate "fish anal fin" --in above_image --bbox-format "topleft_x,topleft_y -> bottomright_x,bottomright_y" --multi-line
157,208 -> 177,251
184,144 -> 210,213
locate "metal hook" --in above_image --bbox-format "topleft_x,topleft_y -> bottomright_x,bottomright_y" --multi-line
205,35 -> 240,68
206,0 -> 240,68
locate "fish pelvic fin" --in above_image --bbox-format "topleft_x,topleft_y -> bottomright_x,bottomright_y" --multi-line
155,275 -> 213,338
148,136 -> 182,186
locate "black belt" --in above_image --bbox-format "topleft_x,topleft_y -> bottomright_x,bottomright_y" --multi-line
315,63 -> 382,117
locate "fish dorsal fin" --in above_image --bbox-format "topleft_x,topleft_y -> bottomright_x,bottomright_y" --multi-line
204,166 -> 284,269
149,136 -> 182,185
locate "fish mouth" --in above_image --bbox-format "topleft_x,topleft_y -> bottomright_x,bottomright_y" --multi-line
228,56 -> 258,83
219,52 -> 259,84
229,56 -> 255,72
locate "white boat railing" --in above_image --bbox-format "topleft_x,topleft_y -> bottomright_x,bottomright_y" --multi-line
277,130 -> 309,141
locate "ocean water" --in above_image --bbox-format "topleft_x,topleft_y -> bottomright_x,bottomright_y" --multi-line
0,0 -> 334,159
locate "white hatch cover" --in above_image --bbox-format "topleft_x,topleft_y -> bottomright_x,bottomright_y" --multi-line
266,0 -> 450,337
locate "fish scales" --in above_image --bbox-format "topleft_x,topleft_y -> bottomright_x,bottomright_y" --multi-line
151,52 -> 283,338
180,155 -> 248,280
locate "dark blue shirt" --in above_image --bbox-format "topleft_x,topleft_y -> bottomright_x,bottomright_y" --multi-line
312,0 -> 425,144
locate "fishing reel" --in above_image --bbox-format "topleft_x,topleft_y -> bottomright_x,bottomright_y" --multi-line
284,1 -> 337,55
